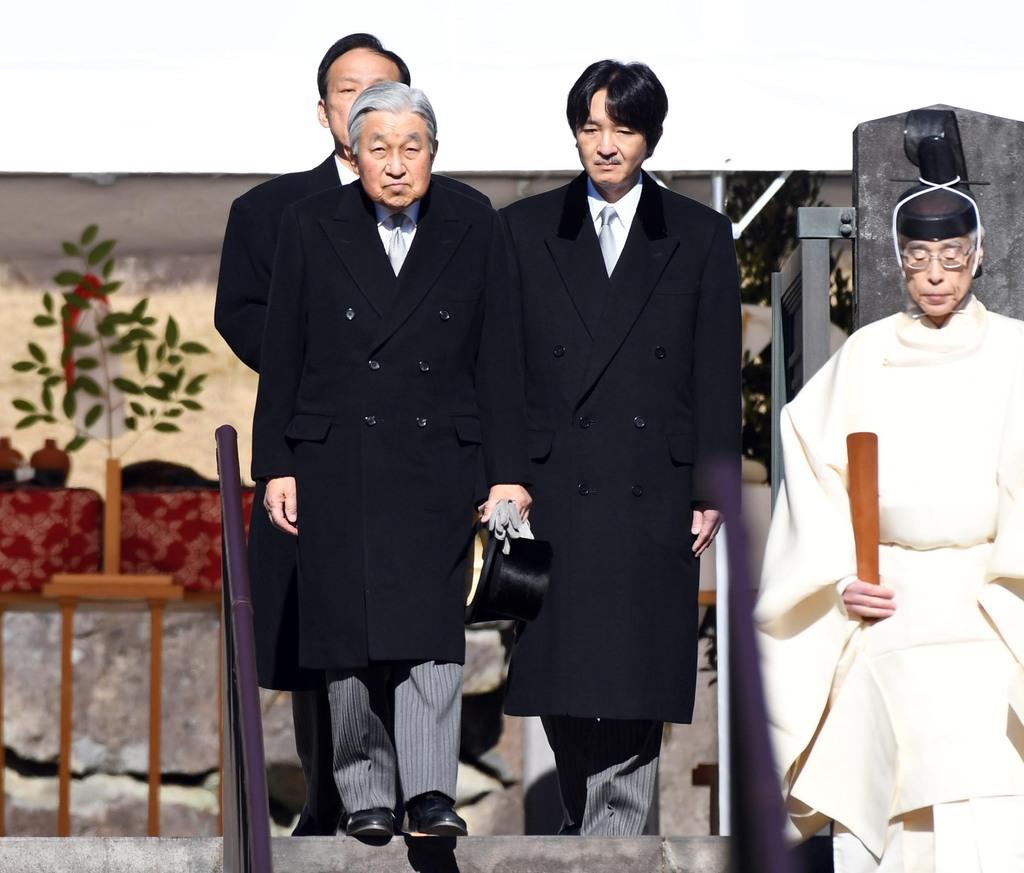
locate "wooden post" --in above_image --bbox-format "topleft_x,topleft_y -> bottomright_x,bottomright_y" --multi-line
57,597 -> 76,836
103,458 -> 121,576
847,432 -> 880,585
147,600 -> 164,836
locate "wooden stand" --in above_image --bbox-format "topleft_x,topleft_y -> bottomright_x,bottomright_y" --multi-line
42,458 -> 181,837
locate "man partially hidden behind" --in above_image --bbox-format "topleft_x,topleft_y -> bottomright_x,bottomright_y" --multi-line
214,35 -> 484,836
501,61 -> 741,835
252,82 -> 529,837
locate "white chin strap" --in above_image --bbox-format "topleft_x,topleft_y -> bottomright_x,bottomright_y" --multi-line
891,175 -> 982,277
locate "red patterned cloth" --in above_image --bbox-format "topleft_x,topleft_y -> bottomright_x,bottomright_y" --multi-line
0,488 -> 102,592
120,489 -> 254,591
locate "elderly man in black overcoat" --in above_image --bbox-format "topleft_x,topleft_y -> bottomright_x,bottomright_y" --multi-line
501,60 -> 741,836
252,81 -> 529,838
214,34 -> 486,836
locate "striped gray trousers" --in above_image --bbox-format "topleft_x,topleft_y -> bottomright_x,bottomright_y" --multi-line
542,715 -> 663,836
326,660 -> 462,813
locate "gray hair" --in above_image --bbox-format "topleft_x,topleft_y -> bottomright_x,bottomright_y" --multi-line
347,81 -> 437,156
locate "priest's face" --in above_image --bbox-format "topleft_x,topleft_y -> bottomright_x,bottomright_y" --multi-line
354,110 -> 435,210
901,235 -> 982,327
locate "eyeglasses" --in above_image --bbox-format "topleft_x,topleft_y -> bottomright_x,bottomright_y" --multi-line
901,246 -> 974,272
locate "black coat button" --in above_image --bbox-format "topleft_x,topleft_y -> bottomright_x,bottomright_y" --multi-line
439,309 -> 451,321
633,416 -> 646,429
578,416 -> 592,429
418,360 -> 431,373
632,484 -> 644,497
345,308 -> 355,321
416,417 -> 428,428
368,360 -> 381,371
577,482 -> 590,496
364,415 -> 377,427
553,345 -> 566,358
654,346 -> 666,359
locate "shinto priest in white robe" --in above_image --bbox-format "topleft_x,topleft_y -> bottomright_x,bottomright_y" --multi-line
755,296 -> 1024,858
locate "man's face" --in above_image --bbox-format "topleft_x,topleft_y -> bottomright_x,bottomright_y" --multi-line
901,235 -> 980,326
575,88 -> 648,198
317,48 -> 401,152
355,110 -> 435,210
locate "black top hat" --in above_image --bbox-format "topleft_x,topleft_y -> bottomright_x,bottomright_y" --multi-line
465,528 -> 552,626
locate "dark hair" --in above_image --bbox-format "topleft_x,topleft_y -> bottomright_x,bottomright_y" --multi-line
316,34 -> 411,98
566,60 -> 668,156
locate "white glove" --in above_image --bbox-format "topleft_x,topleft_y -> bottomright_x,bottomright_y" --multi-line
487,498 -> 534,554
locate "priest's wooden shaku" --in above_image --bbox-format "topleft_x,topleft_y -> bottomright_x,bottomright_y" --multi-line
846,432 -> 880,585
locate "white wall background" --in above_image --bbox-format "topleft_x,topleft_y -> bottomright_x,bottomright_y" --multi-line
4,0 -> 1023,174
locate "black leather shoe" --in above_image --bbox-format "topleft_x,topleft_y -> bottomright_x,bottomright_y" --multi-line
345,807 -> 395,838
405,792 -> 468,836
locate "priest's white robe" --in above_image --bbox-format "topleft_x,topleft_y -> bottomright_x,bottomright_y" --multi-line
756,298 -> 1024,860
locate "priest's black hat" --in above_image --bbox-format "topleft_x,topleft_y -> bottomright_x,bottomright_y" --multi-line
895,111 -> 979,242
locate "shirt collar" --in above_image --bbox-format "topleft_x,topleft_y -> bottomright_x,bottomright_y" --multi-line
586,173 -> 643,226
374,199 -> 421,228
334,154 -> 358,186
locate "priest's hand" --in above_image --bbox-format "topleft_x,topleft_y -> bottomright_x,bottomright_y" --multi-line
479,484 -> 531,524
691,504 -> 723,556
842,580 -> 896,620
264,476 -> 299,536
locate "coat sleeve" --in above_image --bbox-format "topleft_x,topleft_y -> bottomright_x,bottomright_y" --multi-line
214,198 -> 274,372
250,205 -> 306,481
475,210 -> 529,489
691,213 -> 742,504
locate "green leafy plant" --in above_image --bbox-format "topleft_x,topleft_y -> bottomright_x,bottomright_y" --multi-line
10,224 -> 210,455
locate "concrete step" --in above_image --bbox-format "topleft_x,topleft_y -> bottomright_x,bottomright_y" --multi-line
0,835 -> 735,873
0,835 -> 836,873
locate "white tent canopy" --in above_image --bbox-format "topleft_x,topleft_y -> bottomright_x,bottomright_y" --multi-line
5,0 -> 1024,175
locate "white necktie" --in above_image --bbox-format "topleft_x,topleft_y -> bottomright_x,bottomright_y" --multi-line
598,205 -> 618,276
387,213 -> 410,275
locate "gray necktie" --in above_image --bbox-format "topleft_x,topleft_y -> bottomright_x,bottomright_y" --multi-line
387,212 -> 410,275
598,205 -> 618,276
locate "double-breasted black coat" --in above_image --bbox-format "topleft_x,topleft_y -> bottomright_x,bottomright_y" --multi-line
215,155 -> 489,689
501,172 -> 741,724
251,181 -> 527,670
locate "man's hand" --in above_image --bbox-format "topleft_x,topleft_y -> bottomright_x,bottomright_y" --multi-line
691,504 -> 723,557
264,476 -> 298,536
479,484 -> 531,523
842,580 -> 896,620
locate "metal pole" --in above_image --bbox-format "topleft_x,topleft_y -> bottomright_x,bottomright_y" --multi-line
710,170 -> 731,836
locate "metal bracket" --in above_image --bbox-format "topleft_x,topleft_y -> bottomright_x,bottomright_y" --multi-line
797,206 -> 857,240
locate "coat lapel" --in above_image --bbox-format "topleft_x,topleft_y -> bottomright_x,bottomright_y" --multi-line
575,173 -> 678,406
317,185 -> 397,318
544,174 -> 610,339
369,186 -> 469,354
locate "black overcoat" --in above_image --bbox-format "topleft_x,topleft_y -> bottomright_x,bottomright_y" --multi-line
501,172 -> 741,724
214,155 -> 489,689
251,181 -> 527,670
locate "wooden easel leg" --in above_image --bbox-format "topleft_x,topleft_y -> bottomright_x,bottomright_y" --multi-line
58,598 -> 75,836
148,600 -> 164,836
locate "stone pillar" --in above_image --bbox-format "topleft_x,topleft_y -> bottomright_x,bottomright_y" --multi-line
853,104 -> 1024,327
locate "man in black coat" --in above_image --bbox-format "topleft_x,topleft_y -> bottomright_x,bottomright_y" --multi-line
253,81 -> 529,837
501,60 -> 741,836
214,34 -> 487,836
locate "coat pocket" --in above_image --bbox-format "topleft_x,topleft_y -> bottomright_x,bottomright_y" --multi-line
667,430 -> 695,465
284,413 -> 333,443
527,429 -> 555,461
453,415 -> 483,445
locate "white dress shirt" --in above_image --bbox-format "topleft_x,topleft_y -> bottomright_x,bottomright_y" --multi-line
334,154 -> 358,186
586,175 -> 643,269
